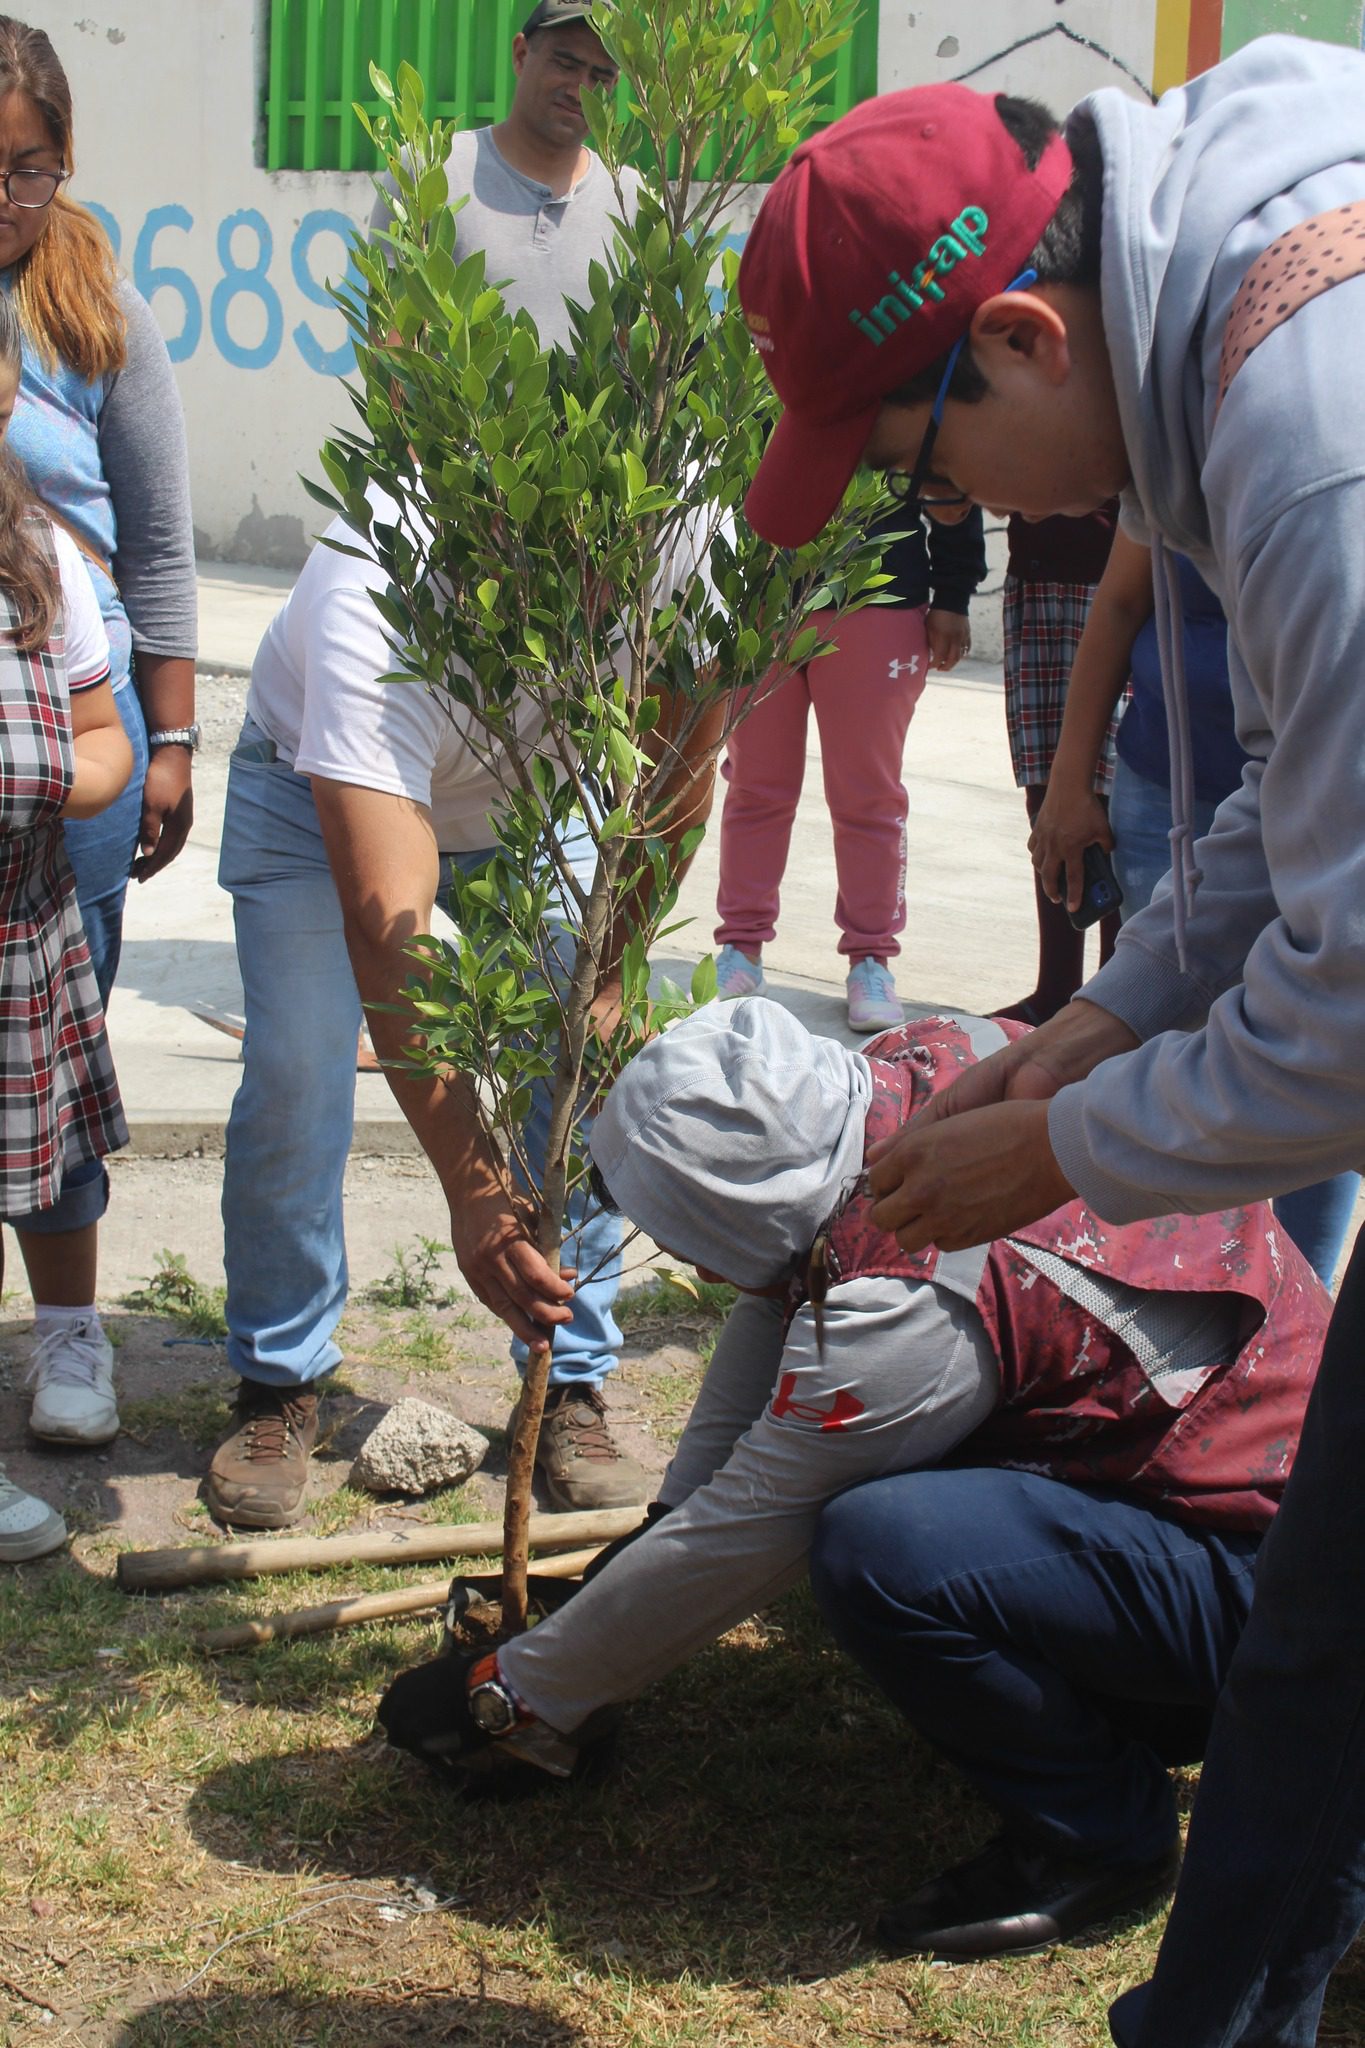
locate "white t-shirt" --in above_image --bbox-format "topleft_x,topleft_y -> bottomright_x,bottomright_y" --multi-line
51,525 -> 112,692
248,483 -> 720,853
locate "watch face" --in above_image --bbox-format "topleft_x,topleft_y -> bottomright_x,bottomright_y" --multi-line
469,1681 -> 517,1735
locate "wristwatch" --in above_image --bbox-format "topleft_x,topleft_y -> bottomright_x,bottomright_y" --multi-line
465,1651 -> 579,1777
467,1655 -> 522,1736
146,722 -> 201,752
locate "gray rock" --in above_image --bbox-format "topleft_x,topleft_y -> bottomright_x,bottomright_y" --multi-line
350,1399 -> 489,1496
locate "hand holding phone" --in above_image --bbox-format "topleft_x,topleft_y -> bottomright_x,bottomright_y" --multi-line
1067,842 -> 1124,931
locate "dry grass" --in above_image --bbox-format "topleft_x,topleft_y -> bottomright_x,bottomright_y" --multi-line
4,1285 -> 1365,2046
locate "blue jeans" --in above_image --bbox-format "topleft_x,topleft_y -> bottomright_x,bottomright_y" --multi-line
810,1466 -> 1260,1866
1110,1227 -> 1365,2048
1110,756 -> 1360,1289
12,685 -> 148,1237
1109,754 -> 1222,926
218,719 -> 622,1391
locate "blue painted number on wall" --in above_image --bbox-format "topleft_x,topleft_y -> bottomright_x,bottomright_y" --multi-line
134,205 -> 203,363
291,211 -> 365,376
88,203 -> 360,375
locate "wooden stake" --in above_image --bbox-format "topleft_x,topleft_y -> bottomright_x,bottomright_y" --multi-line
196,1546 -> 603,1653
117,1505 -> 644,1594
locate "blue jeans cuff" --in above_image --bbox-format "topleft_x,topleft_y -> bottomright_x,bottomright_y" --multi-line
7,1157 -> 109,1233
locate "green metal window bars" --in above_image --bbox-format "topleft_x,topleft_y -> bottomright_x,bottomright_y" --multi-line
264,0 -> 879,175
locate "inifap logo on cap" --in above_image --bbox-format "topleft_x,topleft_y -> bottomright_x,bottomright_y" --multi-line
847,206 -> 989,348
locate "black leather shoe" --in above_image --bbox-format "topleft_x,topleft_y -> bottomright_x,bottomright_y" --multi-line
877,1833 -> 1180,1960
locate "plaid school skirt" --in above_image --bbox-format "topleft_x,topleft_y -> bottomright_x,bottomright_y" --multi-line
1002,574 -> 1127,793
1,622 -> 127,1218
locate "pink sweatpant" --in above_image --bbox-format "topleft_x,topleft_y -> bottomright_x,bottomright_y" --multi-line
715,604 -> 930,961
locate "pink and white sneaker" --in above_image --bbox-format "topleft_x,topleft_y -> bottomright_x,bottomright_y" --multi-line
846,957 -> 904,1033
714,945 -> 767,1000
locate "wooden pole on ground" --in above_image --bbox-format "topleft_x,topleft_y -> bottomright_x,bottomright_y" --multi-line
196,1546 -> 603,1653
117,1505 -> 643,1594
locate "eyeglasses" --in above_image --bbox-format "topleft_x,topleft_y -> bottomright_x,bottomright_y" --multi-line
884,463 -> 967,510
0,168 -> 68,209
885,266 -> 1038,511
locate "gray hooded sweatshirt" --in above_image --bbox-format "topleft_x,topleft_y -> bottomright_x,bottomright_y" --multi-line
498,999 -> 1002,1730
1048,36 -> 1365,1223
496,1000 -> 1232,1735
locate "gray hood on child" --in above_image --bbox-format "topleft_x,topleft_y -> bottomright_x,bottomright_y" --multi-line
589,998 -> 873,1289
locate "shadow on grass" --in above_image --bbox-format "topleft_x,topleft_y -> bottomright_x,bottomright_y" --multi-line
114,1987 -> 586,2046
179,1595 -> 1020,1991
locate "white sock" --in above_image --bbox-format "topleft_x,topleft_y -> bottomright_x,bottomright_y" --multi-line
33,1304 -> 101,1338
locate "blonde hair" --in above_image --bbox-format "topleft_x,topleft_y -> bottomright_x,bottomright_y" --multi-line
0,290 -> 57,649
0,15 -> 125,382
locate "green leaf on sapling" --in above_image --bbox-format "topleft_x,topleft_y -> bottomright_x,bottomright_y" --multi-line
691,954 -> 719,1006
417,162 -> 449,216
605,727 -> 641,780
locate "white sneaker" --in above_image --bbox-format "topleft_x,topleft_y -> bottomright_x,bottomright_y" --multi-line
0,1461 -> 67,1561
846,957 -> 904,1033
714,944 -> 767,1000
28,1317 -> 119,1445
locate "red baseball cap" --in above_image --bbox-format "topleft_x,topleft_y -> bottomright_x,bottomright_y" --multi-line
740,88 -> 1073,547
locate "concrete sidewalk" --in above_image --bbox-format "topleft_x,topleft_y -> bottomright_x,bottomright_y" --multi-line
108,569 -> 1064,1155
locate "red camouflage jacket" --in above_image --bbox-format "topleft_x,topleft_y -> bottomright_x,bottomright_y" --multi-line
793,1016 -> 1329,1532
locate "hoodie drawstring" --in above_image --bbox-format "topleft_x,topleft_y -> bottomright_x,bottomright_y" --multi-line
1151,536 -> 1201,971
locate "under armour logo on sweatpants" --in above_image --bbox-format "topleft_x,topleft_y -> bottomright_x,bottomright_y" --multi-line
888,655 -> 921,680
771,1372 -> 866,1432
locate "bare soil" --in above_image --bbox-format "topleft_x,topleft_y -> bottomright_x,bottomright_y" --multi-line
0,1281 -> 692,1559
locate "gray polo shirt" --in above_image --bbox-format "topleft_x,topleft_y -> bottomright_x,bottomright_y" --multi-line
370,126 -> 642,350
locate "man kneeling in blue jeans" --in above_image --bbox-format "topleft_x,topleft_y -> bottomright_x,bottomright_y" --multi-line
379,998 -> 1328,1958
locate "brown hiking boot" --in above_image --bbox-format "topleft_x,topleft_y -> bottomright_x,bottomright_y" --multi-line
205,1382 -> 319,1529
518,1384 -> 650,1513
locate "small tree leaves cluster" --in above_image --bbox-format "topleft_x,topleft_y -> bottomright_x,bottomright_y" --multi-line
311,0 -> 887,1625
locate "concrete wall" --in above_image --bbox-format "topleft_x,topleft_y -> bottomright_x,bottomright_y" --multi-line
18,0 -> 1357,566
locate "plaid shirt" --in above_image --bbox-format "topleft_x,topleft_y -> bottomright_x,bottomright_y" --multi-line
0,564 -> 126,1217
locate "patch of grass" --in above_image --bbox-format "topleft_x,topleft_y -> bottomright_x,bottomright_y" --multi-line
306,1485 -> 374,1540
417,1479 -> 494,1525
617,1272 -> 737,1331
649,1363 -> 707,1418
124,1250 -> 228,1339
365,1235 -> 458,1309
121,1379 -> 233,1451
376,1310 -> 455,1375
22,1286 -> 1364,2048
10,1536 -> 1357,2048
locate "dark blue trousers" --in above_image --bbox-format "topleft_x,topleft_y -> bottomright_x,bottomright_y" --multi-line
810,1465 -> 1261,1868
1111,1230 -> 1365,2048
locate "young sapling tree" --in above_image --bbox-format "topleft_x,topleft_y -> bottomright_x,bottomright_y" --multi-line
314,0 -> 888,1629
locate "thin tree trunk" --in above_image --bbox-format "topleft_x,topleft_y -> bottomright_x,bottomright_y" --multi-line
501,1334 -> 552,1632
499,852 -> 621,1633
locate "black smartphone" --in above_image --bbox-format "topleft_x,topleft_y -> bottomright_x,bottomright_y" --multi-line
1067,842 -> 1124,931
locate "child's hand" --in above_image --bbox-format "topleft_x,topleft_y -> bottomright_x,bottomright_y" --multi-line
925,608 -> 970,672
1030,781 -> 1113,913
